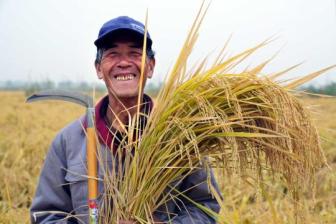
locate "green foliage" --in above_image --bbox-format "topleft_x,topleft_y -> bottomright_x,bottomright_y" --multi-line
0,80 -> 108,97
144,82 -> 162,97
303,82 -> 336,96
24,80 -> 55,97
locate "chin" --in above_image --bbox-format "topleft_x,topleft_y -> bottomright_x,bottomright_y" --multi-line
112,90 -> 140,99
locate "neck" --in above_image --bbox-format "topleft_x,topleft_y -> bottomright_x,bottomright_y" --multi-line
105,94 -> 144,131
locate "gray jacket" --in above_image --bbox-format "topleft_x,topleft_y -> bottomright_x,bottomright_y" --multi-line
30,118 -> 220,223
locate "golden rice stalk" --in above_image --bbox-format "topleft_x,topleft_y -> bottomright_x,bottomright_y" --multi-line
98,3 -> 335,223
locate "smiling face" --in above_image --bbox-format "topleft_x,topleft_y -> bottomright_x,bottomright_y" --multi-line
95,40 -> 155,99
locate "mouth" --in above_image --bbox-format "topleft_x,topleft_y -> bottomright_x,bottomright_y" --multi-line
114,74 -> 136,81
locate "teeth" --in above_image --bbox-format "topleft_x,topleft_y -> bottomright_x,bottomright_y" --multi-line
116,74 -> 134,81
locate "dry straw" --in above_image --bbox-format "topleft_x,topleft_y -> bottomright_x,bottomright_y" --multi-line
98,3 -> 335,223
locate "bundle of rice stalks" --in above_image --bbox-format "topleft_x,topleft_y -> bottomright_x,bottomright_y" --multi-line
98,4 -> 335,223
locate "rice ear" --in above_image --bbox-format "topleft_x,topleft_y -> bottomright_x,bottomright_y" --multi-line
268,63 -> 303,80
99,3 -> 333,222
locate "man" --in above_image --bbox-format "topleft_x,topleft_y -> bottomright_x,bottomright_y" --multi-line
30,16 -> 220,223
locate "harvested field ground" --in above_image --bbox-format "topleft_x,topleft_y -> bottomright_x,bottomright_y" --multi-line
0,91 -> 335,223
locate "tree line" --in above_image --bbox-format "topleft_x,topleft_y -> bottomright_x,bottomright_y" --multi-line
0,80 -> 163,97
303,82 -> 336,96
1,80 -> 336,97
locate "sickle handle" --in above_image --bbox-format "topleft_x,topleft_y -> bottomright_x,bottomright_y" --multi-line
87,126 -> 98,223
87,127 -> 98,199
86,107 -> 98,224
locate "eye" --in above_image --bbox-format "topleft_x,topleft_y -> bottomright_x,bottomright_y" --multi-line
102,50 -> 119,59
130,51 -> 142,57
107,51 -> 118,57
129,51 -> 143,61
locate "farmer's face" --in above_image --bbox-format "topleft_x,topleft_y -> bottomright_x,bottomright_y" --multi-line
95,40 -> 155,98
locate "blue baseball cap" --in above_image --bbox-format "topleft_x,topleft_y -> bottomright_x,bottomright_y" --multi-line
94,16 -> 152,49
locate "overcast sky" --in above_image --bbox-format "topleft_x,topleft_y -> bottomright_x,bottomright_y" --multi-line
0,0 -> 335,86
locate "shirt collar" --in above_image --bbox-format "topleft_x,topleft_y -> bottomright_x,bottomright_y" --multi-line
92,94 -> 153,151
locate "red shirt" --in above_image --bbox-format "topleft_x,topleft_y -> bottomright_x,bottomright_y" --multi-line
88,94 -> 153,152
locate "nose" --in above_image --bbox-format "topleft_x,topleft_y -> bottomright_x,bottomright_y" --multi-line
116,55 -> 132,69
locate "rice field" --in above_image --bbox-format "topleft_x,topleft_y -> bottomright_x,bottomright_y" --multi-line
0,91 -> 335,223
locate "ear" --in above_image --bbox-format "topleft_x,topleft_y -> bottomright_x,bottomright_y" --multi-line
146,58 -> 156,79
95,62 -> 103,79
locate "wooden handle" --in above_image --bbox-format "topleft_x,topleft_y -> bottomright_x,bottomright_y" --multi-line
87,127 -> 98,200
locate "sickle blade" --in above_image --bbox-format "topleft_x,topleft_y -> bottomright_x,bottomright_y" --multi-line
26,89 -> 93,108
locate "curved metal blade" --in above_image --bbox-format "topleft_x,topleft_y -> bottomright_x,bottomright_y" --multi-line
26,89 -> 93,108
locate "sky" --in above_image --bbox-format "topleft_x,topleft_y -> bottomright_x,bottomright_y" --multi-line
0,0 -> 335,86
